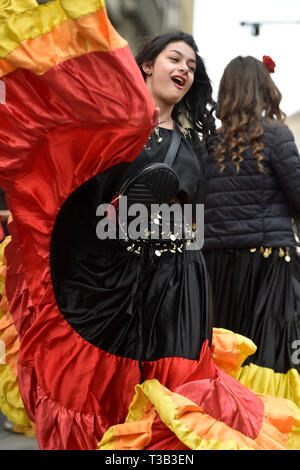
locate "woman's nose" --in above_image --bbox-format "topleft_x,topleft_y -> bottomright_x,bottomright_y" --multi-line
179,63 -> 188,74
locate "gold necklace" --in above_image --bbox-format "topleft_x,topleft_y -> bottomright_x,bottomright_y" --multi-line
155,118 -> 173,142
154,127 -> 163,142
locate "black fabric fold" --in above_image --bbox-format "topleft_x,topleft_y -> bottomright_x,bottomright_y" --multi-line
205,247 -> 300,373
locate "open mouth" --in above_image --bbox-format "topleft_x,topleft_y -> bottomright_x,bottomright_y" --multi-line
171,76 -> 186,88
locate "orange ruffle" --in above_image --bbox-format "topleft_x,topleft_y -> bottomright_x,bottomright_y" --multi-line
98,376 -> 300,450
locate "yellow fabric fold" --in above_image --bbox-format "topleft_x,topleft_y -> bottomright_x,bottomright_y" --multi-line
0,0 -> 126,78
0,0 -> 106,57
0,0 -> 38,23
212,327 -> 257,377
98,378 -> 300,450
0,364 -> 31,427
236,364 -> 300,408
57,0 -> 106,20
212,328 -> 300,410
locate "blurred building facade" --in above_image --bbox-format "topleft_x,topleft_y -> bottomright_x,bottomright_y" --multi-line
36,1 -> 194,54
107,0 -> 194,54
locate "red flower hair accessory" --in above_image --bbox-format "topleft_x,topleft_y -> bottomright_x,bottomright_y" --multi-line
263,55 -> 276,73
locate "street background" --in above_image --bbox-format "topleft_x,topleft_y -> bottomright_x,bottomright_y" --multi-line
0,413 -> 39,450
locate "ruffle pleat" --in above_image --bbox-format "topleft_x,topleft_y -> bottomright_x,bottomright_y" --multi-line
0,235 -> 34,432
98,350 -> 300,450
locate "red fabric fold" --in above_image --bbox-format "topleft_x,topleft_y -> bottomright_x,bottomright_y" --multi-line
0,46 -> 153,449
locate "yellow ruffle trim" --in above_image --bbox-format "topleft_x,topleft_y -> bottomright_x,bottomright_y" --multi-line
0,0 -> 38,21
212,327 -> 257,376
0,0 -> 105,49
98,330 -> 300,450
212,328 -> 300,409
0,0 -> 126,77
236,364 -> 300,409
0,365 -> 31,427
98,378 -> 300,450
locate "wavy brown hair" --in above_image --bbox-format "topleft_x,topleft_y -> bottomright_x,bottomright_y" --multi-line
216,56 -> 286,173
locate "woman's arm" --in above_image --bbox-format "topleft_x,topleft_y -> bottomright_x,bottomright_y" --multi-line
270,124 -> 300,215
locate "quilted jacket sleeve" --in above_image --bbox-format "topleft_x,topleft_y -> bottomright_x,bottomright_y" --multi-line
270,124 -> 300,216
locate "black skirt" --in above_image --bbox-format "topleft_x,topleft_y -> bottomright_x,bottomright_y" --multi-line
54,239 -> 213,365
204,246 -> 300,405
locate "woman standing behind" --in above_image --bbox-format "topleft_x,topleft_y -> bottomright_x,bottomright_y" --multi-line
203,55 -> 300,407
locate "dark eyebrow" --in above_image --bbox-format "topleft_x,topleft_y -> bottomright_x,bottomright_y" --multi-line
169,49 -> 197,64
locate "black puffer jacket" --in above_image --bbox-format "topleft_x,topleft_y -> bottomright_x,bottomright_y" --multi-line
203,121 -> 300,251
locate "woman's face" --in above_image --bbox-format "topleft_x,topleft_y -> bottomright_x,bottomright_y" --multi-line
142,40 -> 196,108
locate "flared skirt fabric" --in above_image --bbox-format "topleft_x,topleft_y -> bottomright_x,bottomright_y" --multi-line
1,230 -> 300,450
0,235 -> 35,435
204,247 -> 300,407
97,343 -> 300,451
3,228 -> 219,449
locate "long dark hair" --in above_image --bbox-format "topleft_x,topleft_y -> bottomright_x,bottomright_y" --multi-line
135,31 -> 217,155
216,55 -> 286,173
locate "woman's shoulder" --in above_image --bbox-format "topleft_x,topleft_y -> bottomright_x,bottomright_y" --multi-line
262,119 -> 293,137
262,119 -> 296,147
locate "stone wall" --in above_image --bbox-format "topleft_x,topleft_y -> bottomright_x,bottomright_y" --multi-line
107,0 -> 194,54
